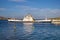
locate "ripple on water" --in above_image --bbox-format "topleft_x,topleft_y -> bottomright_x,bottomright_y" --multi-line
0,22 -> 60,40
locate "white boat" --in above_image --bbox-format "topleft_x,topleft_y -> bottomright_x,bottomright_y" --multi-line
8,14 -> 51,23
8,19 -> 22,22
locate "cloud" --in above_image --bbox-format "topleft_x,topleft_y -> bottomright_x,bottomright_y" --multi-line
16,5 -> 40,11
16,5 -> 60,14
0,8 -> 6,11
16,5 -> 60,18
9,0 -> 27,2
50,9 -> 60,14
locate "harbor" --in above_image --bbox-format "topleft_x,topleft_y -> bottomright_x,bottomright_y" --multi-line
8,14 -> 52,23
0,0 -> 60,40
8,14 -> 60,24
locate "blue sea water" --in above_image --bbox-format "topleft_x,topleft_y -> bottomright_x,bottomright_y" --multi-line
0,20 -> 60,40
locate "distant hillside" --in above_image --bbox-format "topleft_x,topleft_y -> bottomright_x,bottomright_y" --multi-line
0,16 -> 8,20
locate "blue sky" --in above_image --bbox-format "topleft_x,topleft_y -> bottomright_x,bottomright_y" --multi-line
0,0 -> 60,19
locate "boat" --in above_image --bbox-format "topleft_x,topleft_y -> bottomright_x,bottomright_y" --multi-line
23,14 -> 34,23
8,14 -> 51,23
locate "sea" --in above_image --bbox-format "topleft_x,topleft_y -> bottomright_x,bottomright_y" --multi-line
0,20 -> 60,40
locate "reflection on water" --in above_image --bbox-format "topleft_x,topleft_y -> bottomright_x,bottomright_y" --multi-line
23,23 -> 34,34
6,22 -> 17,40
0,21 -> 60,40
14,23 -> 16,32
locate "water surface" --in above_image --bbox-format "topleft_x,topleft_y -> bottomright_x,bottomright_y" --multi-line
0,20 -> 60,40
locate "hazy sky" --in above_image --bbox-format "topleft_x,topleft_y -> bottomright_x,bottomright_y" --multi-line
0,0 -> 60,19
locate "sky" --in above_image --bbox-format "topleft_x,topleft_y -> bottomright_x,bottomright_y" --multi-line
0,0 -> 60,19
